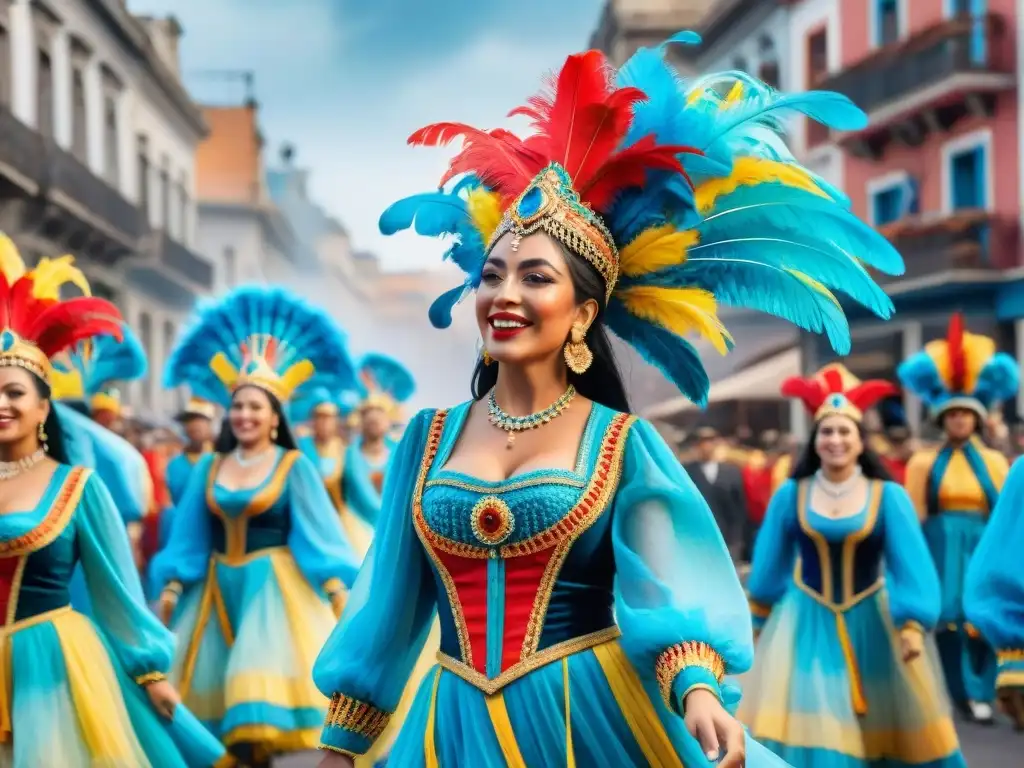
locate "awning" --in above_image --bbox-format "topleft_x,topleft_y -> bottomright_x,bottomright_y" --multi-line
642,346 -> 801,420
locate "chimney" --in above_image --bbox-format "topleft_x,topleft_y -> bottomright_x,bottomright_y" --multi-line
137,15 -> 184,79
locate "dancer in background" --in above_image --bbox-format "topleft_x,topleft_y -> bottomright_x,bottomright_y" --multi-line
898,313 -> 1018,723
150,286 -> 361,768
965,458 -> 1024,729
349,353 -> 415,497
0,240 -> 227,767
741,364 -> 964,767
313,30 -> 903,767
294,377 -> 380,559
166,398 -> 217,507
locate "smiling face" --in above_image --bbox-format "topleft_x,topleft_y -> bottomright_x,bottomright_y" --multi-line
814,414 -> 863,473
0,367 -> 49,450
476,233 -> 598,369
228,385 -> 279,448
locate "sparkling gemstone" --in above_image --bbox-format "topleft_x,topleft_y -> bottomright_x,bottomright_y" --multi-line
0,330 -> 14,352
517,185 -> 544,218
478,508 -> 501,534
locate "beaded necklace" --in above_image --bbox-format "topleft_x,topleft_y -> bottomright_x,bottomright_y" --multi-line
487,385 -> 577,449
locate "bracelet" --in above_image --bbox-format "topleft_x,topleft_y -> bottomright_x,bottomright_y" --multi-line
324,692 -> 392,742
135,671 -> 167,686
163,581 -> 183,597
900,621 -> 925,636
654,641 -> 726,709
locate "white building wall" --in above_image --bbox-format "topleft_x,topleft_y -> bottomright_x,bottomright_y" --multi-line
697,5 -> 793,92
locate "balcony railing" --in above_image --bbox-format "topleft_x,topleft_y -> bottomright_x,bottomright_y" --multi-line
819,14 -> 1011,117
874,210 -> 1015,284
157,230 -> 214,288
47,144 -> 142,244
0,105 -> 46,189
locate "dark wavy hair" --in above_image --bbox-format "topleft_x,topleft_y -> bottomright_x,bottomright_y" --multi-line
26,375 -> 71,466
790,419 -> 893,481
214,385 -> 297,453
471,244 -> 631,413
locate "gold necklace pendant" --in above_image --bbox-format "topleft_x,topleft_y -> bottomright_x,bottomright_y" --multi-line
506,433 -> 516,450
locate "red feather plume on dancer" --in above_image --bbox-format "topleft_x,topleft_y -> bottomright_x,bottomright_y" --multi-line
781,362 -> 899,418
408,50 -> 701,210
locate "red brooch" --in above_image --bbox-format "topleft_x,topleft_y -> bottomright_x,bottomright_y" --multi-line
470,496 -> 515,546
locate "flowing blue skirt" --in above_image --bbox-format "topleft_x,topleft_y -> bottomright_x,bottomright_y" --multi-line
385,638 -> 792,767
737,585 -> 965,767
1,607 -> 226,768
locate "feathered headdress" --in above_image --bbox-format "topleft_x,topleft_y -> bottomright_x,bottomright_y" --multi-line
782,363 -> 899,423
50,323 -> 147,412
358,353 -> 415,419
0,234 -> 123,385
289,372 -> 367,424
163,286 -> 358,408
897,313 -> 1019,420
380,32 -> 902,406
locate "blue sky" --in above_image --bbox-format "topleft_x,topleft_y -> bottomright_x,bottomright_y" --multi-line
127,0 -> 604,270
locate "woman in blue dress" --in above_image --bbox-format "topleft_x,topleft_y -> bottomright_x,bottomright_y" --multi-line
965,457 -> 1024,730
740,364 -> 964,766
0,241 -> 226,767
294,378 -> 380,559
898,313 -> 1017,723
314,31 -> 905,768
347,353 -> 415,499
149,286 -> 362,767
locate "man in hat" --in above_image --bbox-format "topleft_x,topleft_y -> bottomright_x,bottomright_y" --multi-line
683,426 -> 747,562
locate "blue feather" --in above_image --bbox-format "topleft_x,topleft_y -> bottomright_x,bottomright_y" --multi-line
359,353 -> 416,404
290,372 -> 367,423
164,285 -> 357,407
429,281 -> 472,330
974,353 -> 1020,407
897,353 -> 947,409
54,323 -> 147,399
605,300 -> 710,407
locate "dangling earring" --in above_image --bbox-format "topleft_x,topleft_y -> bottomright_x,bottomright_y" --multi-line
482,348 -> 494,366
271,426 -> 279,442
564,323 -> 593,374
38,422 -> 48,453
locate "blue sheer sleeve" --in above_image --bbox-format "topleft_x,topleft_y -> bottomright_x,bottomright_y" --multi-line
147,455 -> 215,592
76,470 -> 174,680
966,458 -> 1024,687
611,418 -> 752,716
312,410 -> 437,757
165,454 -> 191,508
881,482 -> 941,633
342,444 -> 382,527
746,481 -> 799,632
285,452 -> 361,590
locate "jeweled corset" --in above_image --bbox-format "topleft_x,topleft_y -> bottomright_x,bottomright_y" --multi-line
795,479 -> 885,606
0,467 -> 87,625
413,408 -> 633,691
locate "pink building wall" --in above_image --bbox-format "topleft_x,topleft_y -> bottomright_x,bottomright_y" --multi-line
834,0 -> 1019,228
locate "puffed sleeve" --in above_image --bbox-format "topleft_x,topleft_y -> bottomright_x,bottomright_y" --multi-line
904,450 -> 933,521
148,455 -> 216,593
881,482 -> 941,635
984,446 -> 1011,493
165,454 -> 191,508
611,418 -> 751,716
966,457 -> 1024,689
312,410 -> 438,757
76,470 -> 174,680
342,444 -> 382,527
746,480 -> 800,633
285,452 -> 361,591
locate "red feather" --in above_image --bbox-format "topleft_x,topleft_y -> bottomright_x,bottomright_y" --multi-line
848,380 -> 900,411
947,312 -> 966,392
780,376 -> 826,414
783,367 -> 897,416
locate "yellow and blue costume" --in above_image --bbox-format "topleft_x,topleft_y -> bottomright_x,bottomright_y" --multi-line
898,313 -> 1017,708
149,286 -> 361,760
166,398 -> 218,508
0,237 -> 227,766
741,366 -> 963,767
293,376 -> 380,558
965,457 -> 1024,699
350,352 -> 415,499
313,31 -> 903,765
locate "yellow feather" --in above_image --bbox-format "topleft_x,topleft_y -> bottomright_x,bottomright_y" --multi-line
0,233 -> 26,282
722,82 -> 744,109
619,225 -> 698,277
686,86 -> 706,106
695,157 -> 831,215
466,188 -> 502,244
210,353 -> 240,390
926,330 -> 997,394
618,285 -> 733,355
29,256 -> 92,300
49,368 -> 85,400
784,269 -> 842,308
280,359 -> 315,400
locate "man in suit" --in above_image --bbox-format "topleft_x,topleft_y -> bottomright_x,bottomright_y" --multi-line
684,427 -> 748,563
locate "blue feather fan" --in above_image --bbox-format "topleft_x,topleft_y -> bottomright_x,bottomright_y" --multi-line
359,352 -> 416,404
53,323 -> 147,399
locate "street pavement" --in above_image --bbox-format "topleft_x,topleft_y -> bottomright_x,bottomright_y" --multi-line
276,715 -> 1021,766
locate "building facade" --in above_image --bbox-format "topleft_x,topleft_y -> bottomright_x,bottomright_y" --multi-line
799,0 -> 1024,433
0,0 -> 215,416
590,0 -> 715,66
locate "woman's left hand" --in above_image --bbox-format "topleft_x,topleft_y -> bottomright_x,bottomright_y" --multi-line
329,590 -> 346,619
145,679 -> 181,719
899,629 -> 922,664
683,688 -> 746,767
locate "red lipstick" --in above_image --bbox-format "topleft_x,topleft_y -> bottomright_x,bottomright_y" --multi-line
488,311 -> 532,342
